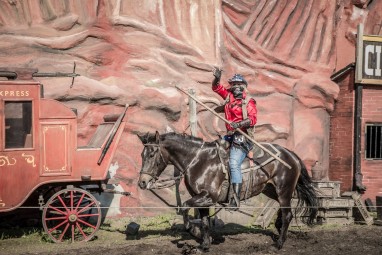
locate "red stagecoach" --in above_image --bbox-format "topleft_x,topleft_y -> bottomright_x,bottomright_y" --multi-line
0,68 -> 129,242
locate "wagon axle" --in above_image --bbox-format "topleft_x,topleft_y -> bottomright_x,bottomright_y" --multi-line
68,213 -> 78,223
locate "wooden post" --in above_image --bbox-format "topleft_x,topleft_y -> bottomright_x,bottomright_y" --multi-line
188,89 -> 199,217
189,89 -> 197,136
174,89 -> 198,215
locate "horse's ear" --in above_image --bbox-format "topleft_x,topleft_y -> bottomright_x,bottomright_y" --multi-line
155,131 -> 160,143
137,134 -> 145,143
137,132 -> 150,144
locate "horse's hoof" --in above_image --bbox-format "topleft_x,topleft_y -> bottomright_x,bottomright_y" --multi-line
181,242 -> 201,255
184,223 -> 192,231
189,225 -> 202,239
198,245 -> 209,253
276,240 -> 284,250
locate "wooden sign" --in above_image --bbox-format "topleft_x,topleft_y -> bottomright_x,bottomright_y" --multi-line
356,24 -> 382,84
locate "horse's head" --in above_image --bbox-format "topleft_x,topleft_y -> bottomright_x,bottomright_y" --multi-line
137,131 -> 169,190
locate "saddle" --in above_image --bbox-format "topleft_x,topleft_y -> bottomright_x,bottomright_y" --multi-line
215,141 -> 281,203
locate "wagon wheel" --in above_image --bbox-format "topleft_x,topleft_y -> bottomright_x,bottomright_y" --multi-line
42,187 -> 102,243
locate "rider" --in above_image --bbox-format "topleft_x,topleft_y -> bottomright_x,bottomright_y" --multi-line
212,68 -> 257,209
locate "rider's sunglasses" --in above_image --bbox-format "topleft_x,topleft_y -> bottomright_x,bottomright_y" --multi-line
231,82 -> 244,86
229,83 -> 245,91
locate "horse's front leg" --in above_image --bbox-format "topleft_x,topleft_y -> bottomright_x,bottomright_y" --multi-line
181,191 -> 214,251
199,208 -> 211,251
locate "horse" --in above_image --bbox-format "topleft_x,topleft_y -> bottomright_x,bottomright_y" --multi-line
138,131 -> 318,251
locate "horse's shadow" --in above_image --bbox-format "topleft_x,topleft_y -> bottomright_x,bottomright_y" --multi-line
111,216 -> 278,254
212,223 -> 276,244
170,221 -> 276,252
115,223 -> 197,242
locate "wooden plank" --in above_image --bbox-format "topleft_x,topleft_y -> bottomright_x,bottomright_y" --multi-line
312,181 -> 341,198
318,197 -> 354,209
318,208 -> 352,218
317,217 -> 354,225
188,89 -> 197,136
351,192 -> 374,225
253,199 -> 279,229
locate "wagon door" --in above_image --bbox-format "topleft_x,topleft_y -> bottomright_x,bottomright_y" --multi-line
40,122 -> 71,176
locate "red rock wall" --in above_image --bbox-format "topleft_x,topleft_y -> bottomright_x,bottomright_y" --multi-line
0,0 -> 380,216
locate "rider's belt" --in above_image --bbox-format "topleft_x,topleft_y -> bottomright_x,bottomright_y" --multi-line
232,131 -> 253,153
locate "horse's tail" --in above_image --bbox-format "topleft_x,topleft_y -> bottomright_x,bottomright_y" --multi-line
294,157 -> 318,226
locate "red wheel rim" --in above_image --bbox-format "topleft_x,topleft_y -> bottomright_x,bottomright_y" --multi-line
42,187 -> 102,243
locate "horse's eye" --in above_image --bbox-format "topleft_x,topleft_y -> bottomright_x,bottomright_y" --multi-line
149,151 -> 156,158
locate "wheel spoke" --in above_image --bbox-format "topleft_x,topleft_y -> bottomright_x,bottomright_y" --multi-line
74,193 -> 86,211
78,213 -> 100,218
48,219 -> 69,233
58,222 -> 70,242
77,218 -> 97,229
72,224 -> 75,243
57,194 -> 70,213
45,216 -> 67,221
70,190 -> 74,211
78,201 -> 95,214
76,221 -> 88,239
47,204 -> 66,215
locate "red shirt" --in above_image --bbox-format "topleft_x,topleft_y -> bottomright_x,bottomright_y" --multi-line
213,83 -> 257,131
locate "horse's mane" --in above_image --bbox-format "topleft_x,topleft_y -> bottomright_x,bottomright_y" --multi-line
161,132 -> 203,142
160,132 -> 217,147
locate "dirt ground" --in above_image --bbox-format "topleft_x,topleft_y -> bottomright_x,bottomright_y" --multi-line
1,214 -> 382,255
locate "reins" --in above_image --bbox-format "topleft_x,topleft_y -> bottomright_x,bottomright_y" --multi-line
141,141 -> 205,189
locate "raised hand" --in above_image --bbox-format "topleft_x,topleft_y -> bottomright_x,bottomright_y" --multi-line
212,67 -> 222,80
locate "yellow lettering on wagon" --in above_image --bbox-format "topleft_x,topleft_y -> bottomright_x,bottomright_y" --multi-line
0,156 -> 17,166
22,153 -> 36,167
0,90 -> 31,97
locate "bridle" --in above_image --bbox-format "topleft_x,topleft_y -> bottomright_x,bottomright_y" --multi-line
139,141 -> 205,189
140,143 -> 167,180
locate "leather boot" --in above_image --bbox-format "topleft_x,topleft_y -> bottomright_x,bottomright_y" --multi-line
229,183 -> 242,210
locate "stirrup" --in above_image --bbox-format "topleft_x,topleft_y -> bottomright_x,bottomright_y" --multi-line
228,194 -> 240,211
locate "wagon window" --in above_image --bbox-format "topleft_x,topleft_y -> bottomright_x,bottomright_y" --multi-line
4,101 -> 33,149
365,124 -> 382,160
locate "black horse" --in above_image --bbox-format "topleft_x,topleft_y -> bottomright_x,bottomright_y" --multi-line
138,131 -> 318,251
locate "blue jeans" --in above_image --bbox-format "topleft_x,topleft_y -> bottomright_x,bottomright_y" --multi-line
229,146 -> 247,184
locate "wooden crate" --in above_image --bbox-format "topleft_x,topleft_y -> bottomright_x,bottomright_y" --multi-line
253,199 -> 279,229
318,197 -> 354,209
312,181 -> 341,198
317,217 -> 354,225
289,217 -> 308,227
342,191 -> 373,225
318,208 -> 352,218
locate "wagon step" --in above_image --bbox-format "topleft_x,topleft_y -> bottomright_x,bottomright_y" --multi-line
102,188 -> 131,196
101,183 -> 131,196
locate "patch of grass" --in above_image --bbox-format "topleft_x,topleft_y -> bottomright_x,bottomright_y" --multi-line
100,213 -> 182,240
0,227 -> 41,240
139,214 -> 174,231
